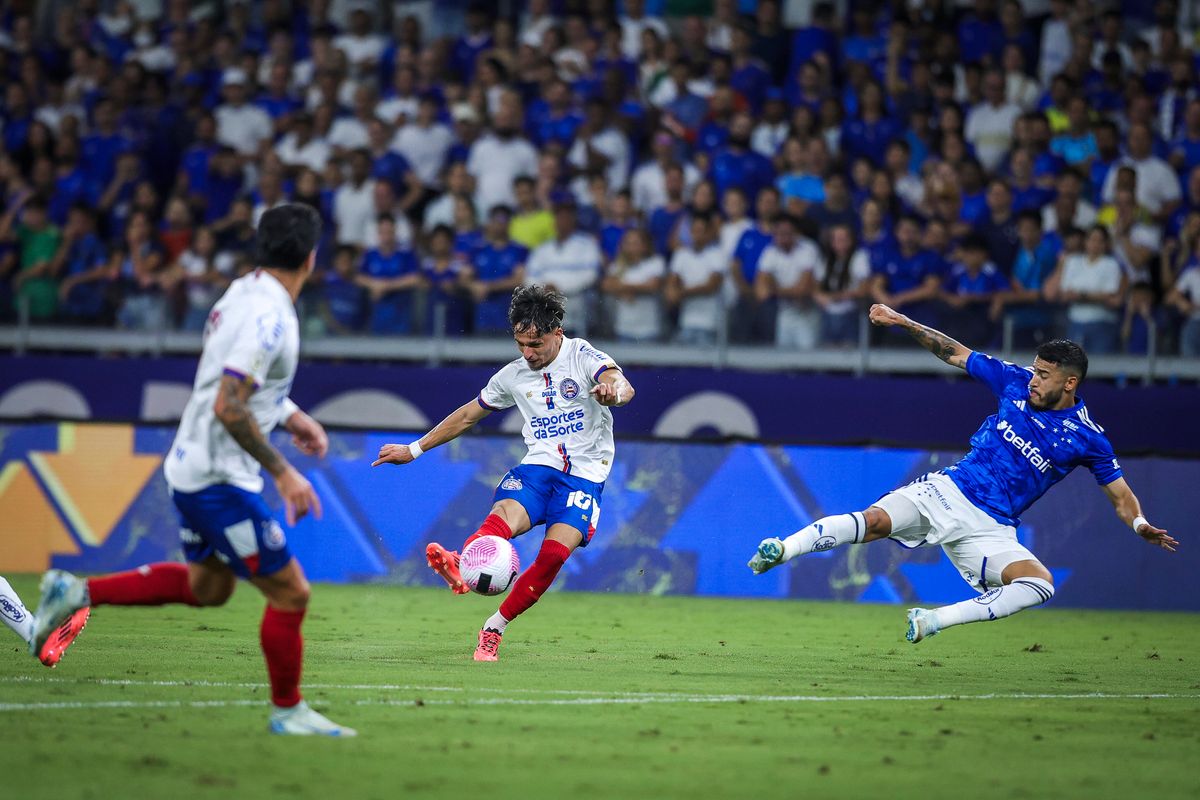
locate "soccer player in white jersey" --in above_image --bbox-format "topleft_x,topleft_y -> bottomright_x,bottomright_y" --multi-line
372,285 -> 635,661
749,303 -> 1178,643
31,205 -> 355,736
0,575 -> 88,666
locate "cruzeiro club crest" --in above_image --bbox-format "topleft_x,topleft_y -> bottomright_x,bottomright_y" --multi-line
560,378 -> 580,400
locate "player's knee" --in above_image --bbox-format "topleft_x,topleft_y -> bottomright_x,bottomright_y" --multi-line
191,583 -> 233,607
1002,559 -> 1053,586
862,507 -> 891,540
285,578 -> 311,610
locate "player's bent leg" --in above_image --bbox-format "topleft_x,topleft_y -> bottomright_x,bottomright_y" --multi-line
908,558 -> 1055,644
749,507 -> 891,574
475,524 -> 581,662
188,557 -> 237,607
251,559 -> 355,737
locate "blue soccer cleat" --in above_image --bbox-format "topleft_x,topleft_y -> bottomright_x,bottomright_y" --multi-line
747,537 -> 785,575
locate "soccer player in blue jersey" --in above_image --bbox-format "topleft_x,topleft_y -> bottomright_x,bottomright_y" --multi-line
748,303 -> 1178,643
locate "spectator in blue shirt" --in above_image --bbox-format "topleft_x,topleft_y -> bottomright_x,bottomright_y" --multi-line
978,179 -> 1022,274
362,214 -> 423,334
528,79 -> 583,149
805,172 -> 858,234
451,3 -> 494,82
1050,96 -> 1099,167
941,232 -> 1010,347
80,99 -> 134,194
957,0 -> 1005,66
423,224 -> 471,336
1168,99 -> 1200,178
599,190 -> 636,261
52,205 -> 110,323
992,210 -> 1061,346
318,245 -> 368,335
840,81 -> 899,167
648,163 -> 687,256
869,214 -> 942,324
1089,120 -> 1123,205
1009,148 -> 1056,213
729,186 -> 781,343
464,205 -> 528,334
730,25 -> 771,113
710,112 -> 775,203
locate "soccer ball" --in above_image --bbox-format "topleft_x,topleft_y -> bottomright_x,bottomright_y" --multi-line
460,536 -> 520,596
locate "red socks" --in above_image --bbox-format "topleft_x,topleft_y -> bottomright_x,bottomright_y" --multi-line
261,606 -> 306,708
463,513 -> 513,550
499,539 -> 571,621
87,563 -> 200,607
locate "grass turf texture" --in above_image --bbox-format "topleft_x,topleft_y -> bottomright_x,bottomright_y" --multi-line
2,578 -> 1198,800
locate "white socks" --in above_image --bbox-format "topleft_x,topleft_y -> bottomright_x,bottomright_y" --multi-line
484,611 -> 510,633
935,577 -> 1055,630
782,512 -> 867,560
0,576 -> 36,645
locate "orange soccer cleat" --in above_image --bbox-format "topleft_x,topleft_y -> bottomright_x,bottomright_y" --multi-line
426,543 -> 469,594
473,628 -> 503,662
38,606 -> 91,668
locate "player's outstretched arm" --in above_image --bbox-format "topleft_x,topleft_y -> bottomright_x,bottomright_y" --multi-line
591,369 -> 635,407
868,303 -> 972,370
372,398 -> 491,467
214,375 -> 321,526
1101,477 -> 1179,552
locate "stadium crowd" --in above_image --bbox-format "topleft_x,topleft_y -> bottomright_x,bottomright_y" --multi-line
2,0 -> 1200,356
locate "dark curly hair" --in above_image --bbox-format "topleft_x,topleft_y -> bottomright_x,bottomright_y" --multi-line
508,284 -> 566,335
1036,339 -> 1088,380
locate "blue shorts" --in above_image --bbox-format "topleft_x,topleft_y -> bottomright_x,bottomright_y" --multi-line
172,484 -> 293,579
492,464 -> 605,546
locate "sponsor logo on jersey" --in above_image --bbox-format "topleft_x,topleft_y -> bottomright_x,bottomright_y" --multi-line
0,596 -> 25,623
996,420 -> 1052,473
560,378 -> 580,400
530,408 -> 586,439
263,520 -> 287,551
1062,419 -> 1079,432
500,475 -> 523,491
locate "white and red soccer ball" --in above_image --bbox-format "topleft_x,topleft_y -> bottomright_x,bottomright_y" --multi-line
460,536 -> 520,596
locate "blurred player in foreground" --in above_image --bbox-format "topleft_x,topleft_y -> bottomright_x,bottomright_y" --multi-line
373,285 -> 635,661
0,575 -> 88,666
31,205 -> 355,736
749,303 -> 1178,642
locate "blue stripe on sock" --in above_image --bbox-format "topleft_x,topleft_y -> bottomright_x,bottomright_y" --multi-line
850,513 -> 860,544
1013,579 -> 1053,604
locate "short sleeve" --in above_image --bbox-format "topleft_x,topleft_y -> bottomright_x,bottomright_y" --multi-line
223,309 -> 287,388
574,340 -> 620,387
965,351 -> 1029,397
478,367 -> 515,411
1082,433 -> 1123,486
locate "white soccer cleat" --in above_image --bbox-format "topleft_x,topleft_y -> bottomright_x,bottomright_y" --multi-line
30,570 -> 88,657
747,537 -> 785,574
905,608 -> 941,644
269,701 -> 357,737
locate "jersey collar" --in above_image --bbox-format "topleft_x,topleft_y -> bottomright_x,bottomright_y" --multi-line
254,268 -> 295,306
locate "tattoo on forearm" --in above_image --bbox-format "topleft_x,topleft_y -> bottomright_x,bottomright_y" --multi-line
217,376 -> 286,476
905,320 -> 962,364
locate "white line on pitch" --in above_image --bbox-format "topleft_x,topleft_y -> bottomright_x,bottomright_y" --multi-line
0,675 -> 698,698
3,693 -> 1199,713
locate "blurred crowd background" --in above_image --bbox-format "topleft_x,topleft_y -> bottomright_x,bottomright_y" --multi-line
2,0 -> 1200,356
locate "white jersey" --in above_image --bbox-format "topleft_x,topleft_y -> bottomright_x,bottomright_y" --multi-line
164,270 -> 300,494
479,337 -> 620,483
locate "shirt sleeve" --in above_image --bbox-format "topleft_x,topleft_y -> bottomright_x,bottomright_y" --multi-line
965,351 -> 1029,397
222,308 -> 287,388
574,340 -> 620,386
1081,432 -> 1124,486
478,366 -> 516,411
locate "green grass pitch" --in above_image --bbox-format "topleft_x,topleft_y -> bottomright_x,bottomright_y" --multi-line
2,577 -> 1198,800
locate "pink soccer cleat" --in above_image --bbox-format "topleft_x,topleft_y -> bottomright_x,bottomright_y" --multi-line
38,606 -> 91,668
474,628 -> 503,662
426,542 -> 469,594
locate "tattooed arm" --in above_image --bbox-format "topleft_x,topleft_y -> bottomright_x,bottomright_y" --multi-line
213,374 -> 321,525
867,303 -> 972,370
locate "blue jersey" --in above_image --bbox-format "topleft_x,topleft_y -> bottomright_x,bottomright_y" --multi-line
945,352 -> 1124,527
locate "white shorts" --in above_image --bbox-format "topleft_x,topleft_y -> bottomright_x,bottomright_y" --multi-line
872,472 -> 1038,593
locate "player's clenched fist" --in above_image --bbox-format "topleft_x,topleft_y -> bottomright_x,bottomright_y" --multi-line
372,443 -> 415,467
869,303 -> 905,327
